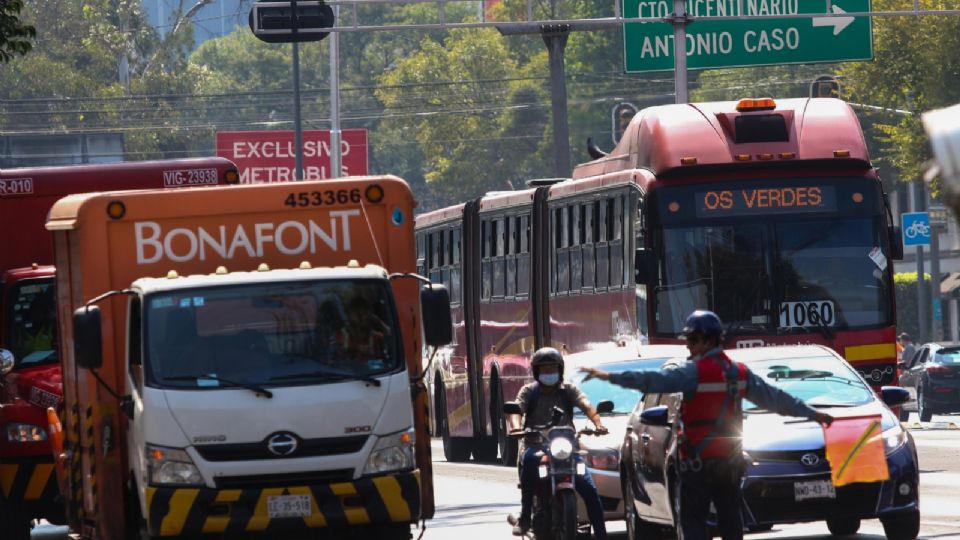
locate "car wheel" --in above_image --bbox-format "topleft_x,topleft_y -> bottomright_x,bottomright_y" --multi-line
438,386 -> 471,462
881,509 -> 920,540
826,516 -> 861,536
918,386 -> 933,422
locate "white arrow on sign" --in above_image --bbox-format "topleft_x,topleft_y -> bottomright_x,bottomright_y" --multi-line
812,6 -> 856,36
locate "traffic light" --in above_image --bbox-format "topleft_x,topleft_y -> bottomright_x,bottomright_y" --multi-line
810,75 -> 842,99
612,102 -> 638,146
248,1 -> 335,43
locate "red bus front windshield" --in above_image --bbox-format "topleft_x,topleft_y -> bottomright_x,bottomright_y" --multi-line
649,176 -> 894,338
4,278 -> 58,367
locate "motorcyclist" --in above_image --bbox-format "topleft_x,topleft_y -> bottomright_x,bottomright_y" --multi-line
579,310 -> 834,540
509,347 -> 609,538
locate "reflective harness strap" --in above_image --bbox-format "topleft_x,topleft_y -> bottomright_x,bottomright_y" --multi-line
684,357 -> 741,470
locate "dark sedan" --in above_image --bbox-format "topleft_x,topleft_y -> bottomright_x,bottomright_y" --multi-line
619,345 -> 919,540
899,342 -> 960,421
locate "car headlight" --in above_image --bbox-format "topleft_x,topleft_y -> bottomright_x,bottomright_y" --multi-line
549,437 -> 574,460
587,449 -> 620,471
363,428 -> 416,475
883,424 -> 907,454
5,423 -> 48,442
147,444 -> 203,485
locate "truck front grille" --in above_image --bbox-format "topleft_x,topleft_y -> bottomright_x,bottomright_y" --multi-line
213,469 -> 355,489
195,435 -> 369,461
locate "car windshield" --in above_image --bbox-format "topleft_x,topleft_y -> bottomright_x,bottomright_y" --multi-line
742,354 -> 874,409
145,279 -> 401,389
650,178 -> 892,337
569,357 -> 672,415
934,348 -> 960,363
4,278 -> 58,367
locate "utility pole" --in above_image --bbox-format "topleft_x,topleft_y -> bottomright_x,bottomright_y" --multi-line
543,25 -> 570,178
329,3 -> 342,178
671,0 -> 689,103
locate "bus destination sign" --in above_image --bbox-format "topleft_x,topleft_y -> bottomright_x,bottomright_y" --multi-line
695,185 -> 836,217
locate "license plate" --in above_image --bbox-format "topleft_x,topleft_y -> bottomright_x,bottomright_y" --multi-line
267,495 -> 313,518
793,480 -> 836,501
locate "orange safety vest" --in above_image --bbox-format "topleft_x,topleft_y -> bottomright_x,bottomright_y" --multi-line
680,351 -> 748,461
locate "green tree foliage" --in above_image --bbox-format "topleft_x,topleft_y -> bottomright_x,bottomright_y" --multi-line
0,0 -> 34,62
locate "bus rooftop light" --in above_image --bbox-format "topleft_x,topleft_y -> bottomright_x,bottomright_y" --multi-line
736,98 -> 777,112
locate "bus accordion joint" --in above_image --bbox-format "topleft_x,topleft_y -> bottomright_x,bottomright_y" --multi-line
834,149 -> 851,158
736,98 -> 777,112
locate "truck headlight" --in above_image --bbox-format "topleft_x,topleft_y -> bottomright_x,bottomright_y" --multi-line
883,424 -> 907,454
363,428 -> 416,475
147,444 -> 203,486
549,438 -> 574,460
5,423 -> 48,442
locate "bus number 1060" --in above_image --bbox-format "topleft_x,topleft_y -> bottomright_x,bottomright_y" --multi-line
779,300 -> 835,329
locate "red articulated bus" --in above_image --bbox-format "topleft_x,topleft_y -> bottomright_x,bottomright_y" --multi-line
416,97 -> 903,466
0,157 -> 238,539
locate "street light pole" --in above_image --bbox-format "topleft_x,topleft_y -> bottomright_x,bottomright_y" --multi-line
543,25 -> 570,178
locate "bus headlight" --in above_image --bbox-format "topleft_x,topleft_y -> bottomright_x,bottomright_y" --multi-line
549,438 -> 574,460
147,444 -> 203,485
363,428 -> 416,475
5,423 -> 48,442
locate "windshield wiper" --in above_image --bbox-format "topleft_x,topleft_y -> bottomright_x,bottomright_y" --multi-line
807,402 -> 858,408
270,370 -> 382,387
161,374 -> 274,398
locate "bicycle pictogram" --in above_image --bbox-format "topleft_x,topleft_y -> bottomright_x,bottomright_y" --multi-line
905,220 -> 931,239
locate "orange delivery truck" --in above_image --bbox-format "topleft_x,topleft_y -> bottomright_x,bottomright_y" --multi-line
45,176 -> 451,539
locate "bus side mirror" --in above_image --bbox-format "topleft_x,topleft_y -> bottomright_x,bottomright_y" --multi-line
421,285 -> 453,347
73,306 -> 104,370
634,248 -> 652,285
889,226 -> 904,260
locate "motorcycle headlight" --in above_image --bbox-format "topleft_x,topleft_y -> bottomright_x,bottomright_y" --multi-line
883,424 -> 907,454
5,423 -> 48,442
363,427 -> 416,475
587,450 -> 620,471
548,437 -> 574,460
147,444 -> 204,486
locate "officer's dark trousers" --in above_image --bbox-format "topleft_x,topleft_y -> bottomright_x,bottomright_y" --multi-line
519,447 -> 607,539
678,459 -> 743,540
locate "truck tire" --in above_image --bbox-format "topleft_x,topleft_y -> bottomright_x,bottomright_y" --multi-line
374,523 -> 412,540
0,503 -> 32,540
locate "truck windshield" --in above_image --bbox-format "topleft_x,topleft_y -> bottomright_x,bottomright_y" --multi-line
4,278 -> 58,367
145,279 -> 402,388
651,178 -> 893,337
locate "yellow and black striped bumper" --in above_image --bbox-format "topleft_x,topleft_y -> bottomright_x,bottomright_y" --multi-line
145,470 -> 421,537
0,458 -> 58,504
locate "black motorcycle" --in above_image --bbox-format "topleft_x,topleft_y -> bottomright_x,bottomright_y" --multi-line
505,400 -> 613,540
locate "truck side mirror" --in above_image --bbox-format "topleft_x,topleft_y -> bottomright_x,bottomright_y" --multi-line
0,349 -> 14,375
889,226 -> 904,260
420,284 -> 453,347
73,306 -> 104,370
634,248 -> 652,285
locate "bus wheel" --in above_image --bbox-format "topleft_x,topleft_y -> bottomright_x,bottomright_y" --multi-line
438,386 -> 471,462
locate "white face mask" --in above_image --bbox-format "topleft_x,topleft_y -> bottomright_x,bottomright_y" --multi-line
538,373 -> 560,386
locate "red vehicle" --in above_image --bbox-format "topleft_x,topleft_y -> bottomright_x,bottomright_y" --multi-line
0,158 -> 238,538
417,97 -> 903,466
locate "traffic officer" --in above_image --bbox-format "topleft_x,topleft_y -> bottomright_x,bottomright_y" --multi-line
579,310 -> 834,540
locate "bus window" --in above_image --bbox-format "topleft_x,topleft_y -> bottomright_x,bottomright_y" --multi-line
582,204 -> 595,290
570,206 -> 582,292
597,200 -> 610,289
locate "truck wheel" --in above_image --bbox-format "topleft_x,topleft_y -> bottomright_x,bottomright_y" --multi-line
0,503 -> 32,540
373,523 -> 411,540
881,509 -> 920,540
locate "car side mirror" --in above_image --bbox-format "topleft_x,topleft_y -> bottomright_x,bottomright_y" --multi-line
0,349 -> 14,375
73,306 -> 104,370
897,361 -> 907,370
634,248 -> 652,285
639,405 -> 669,426
880,386 -> 910,407
596,400 -> 615,414
420,285 -> 453,347
503,401 -> 522,415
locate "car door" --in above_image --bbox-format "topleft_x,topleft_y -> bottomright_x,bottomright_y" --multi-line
636,392 -> 677,522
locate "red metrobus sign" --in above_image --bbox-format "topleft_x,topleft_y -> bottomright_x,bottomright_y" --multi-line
216,129 -> 369,183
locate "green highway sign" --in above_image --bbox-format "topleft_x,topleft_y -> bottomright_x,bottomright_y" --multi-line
623,0 -> 873,72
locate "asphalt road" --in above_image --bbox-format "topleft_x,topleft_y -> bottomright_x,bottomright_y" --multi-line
30,414 -> 960,539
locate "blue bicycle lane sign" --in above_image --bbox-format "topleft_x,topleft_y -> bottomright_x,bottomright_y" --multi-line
901,212 -> 931,247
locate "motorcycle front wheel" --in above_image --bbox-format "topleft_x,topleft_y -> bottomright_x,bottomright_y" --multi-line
554,490 -> 578,540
